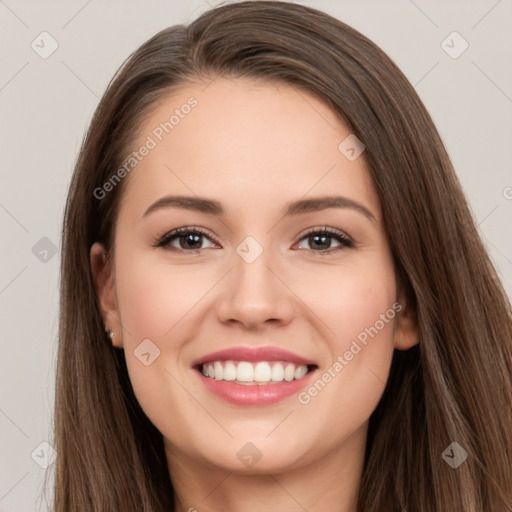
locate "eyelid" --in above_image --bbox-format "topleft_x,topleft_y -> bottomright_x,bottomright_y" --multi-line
297,226 -> 353,243
153,226 -> 219,249
293,226 -> 354,253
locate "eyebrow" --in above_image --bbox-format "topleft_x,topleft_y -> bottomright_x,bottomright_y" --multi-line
142,195 -> 376,222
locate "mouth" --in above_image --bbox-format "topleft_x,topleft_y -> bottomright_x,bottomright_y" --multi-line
192,346 -> 318,405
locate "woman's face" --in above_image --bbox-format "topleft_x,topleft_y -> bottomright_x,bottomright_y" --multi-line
93,77 -> 416,475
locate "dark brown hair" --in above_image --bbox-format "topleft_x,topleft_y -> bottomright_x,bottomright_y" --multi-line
52,2 -> 512,510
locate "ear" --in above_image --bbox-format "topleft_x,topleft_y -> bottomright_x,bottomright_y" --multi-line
393,288 -> 419,351
90,242 -> 123,348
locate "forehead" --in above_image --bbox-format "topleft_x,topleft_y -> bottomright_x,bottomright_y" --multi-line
118,77 -> 380,222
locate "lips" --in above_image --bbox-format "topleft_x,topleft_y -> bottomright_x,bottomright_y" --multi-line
192,346 -> 318,405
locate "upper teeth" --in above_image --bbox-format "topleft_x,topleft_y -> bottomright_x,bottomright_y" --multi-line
201,361 -> 308,384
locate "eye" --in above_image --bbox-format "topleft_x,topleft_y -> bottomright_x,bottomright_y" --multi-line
154,226 -> 354,254
155,227 -> 217,251
295,227 -> 354,253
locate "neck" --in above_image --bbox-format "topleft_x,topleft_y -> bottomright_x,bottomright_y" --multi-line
166,424 -> 366,512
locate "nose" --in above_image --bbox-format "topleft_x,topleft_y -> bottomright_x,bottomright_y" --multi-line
216,244 -> 296,330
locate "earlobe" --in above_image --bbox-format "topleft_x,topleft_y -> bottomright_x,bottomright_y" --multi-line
393,293 -> 419,351
90,242 -> 123,348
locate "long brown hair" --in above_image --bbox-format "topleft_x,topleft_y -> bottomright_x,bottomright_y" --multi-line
52,2 -> 512,510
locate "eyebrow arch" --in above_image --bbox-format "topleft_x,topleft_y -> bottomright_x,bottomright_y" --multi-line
284,196 -> 376,222
143,195 -> 223,217
142,194 -> 376,222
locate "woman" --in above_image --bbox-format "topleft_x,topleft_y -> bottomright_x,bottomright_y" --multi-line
53,1 -> 512,510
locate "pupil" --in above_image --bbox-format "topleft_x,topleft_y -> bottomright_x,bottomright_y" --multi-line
181,234 -> 202,249
310,234 -> 330,250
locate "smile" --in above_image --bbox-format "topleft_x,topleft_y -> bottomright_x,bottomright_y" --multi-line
193,346 -> 318,405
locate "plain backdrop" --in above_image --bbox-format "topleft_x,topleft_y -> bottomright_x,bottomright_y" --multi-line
1,1 -> 511,510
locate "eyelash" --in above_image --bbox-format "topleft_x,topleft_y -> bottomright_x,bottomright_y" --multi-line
154,226 -> 354,255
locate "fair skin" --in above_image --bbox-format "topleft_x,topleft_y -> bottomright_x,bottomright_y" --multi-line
91,77 -> 417,512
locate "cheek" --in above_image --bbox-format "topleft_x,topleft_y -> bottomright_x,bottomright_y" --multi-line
292,255 -> 397,350
292,257 -> 398,431
115,254 -> 211,340
113,254 -> 209,440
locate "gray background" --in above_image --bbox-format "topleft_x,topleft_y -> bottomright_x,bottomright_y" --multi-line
1,0 -> 511,510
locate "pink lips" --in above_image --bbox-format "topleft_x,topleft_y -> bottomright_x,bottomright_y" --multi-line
192,346 -> 317,406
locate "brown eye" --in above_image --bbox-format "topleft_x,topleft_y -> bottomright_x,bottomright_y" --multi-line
175,232 -> 205,250
157,227 -> 217,251
295,228 -> 354,253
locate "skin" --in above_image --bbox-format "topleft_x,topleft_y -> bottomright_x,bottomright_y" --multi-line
91,77 -> 418,512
